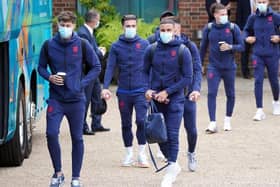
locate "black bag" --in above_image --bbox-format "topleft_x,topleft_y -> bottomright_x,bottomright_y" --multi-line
92,98 -> 107,115
145,100 -> 169,172
145,100 -> 167,144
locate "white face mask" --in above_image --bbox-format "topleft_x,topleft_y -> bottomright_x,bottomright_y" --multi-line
220,15 -> 228,24
124,27 -> 137,38
94,20 -> 100,29
256,3 -> 268,13
58,25 -> 73,39
160,32 -> 173,44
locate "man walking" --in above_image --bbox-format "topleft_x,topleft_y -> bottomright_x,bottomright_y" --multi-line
38,11 -> 101,187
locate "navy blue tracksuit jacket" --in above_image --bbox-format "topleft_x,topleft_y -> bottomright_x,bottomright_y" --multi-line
38,33 -> 101,102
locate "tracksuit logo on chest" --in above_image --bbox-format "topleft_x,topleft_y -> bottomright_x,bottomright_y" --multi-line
171,50 -> 177,57
225,28 -> 231,34
47,106 -> 54,113
72,46 -> 78,53
136,43 -> 141,49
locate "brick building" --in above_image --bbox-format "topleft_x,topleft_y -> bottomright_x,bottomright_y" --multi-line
52,0 -> 280,42
178,0 -> 280,43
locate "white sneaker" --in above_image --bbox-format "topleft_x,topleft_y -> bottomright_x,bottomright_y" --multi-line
205,121 -> 217,133
187,152 -> 197,172
135,145 -> 149,168
223,116 -> 232,131
272,101 -> 280,115
253,108 -> 266,121
122,147 -> 134,167
161,162 -> 181,187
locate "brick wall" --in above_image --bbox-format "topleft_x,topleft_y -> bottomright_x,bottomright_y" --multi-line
178,0 -> 280,42
53,0 -> 77,17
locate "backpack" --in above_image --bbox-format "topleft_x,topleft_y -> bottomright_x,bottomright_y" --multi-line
43,38 -> 88,74
207,22 -> 236,42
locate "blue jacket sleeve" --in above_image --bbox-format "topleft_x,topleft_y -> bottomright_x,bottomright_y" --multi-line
188,41 -> 202,92
38,41 -> 51,81
103,44 -> 117,89
199,25 -> 209,66
231,24 -> 245,52
243,14 -> 255,39
274,13 -> 280,36
80,41 -> 101,88
165,47 -> 193,95
143,45 -> 153,91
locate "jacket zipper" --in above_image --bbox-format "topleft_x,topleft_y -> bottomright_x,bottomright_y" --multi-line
63,48 -> 66,98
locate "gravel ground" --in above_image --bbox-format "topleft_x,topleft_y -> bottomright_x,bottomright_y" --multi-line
1,77 -> 280,187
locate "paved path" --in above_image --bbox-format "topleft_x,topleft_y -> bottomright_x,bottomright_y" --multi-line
1,78 -> 280,187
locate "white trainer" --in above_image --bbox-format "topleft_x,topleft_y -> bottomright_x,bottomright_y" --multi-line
187,152 -> 197,172
161,162 -> 181,187
253,108 -> 266,121
205,121 -> 217,133
272,101 -> 280,115
136,145 -> 149,168
223,116 -> 232,131
122,147 -> 134,167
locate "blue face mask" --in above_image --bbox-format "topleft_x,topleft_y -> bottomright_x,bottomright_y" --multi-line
160,32 -> 173,44
124,27 -> 136,38
220,15 -> 228,24
58,25 -> 73,39
257,3 -> 268,13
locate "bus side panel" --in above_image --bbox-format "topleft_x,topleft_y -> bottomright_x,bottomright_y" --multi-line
5,0 -> 52,142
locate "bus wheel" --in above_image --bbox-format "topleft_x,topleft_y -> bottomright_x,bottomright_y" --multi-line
0,82 -> 27,166
24,91 -> 34,158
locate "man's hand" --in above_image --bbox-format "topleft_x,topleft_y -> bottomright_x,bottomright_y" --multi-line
145,90 -> 155,101
49,75 -> 64,86
271,35 -> 280,44
220,42 -> 232,51
189,91 -> 201,102
101,89 -> 112,100
246,36 -> 256,44
154,90 -> 169,103
99,47 -> 106,56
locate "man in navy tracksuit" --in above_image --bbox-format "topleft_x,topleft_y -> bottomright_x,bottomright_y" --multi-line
243,0 -> 280,121
200,3 -> 244,133
174,20 -> 202,172
102,15 -> 150,168
144,19 -> 193,187
38,11 -> 101,187
77,9 -> 110,135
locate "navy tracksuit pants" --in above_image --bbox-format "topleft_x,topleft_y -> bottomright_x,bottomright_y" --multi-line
252,55 -> 279,108
207,68 -> 236,121
183,98 -> 197,153
117,94 -> 147,147
156,93 -> 185,163
46,99 -> 85,178
83,78 -> 102,131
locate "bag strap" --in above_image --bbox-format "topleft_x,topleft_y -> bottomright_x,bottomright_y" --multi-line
147,144 -> 169,173
80,38 -> 89,75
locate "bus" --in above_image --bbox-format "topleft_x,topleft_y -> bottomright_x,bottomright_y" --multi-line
0,0 -> 52,166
